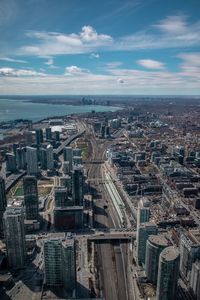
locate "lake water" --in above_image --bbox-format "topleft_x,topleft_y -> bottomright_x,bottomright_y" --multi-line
0,98 -> 120,122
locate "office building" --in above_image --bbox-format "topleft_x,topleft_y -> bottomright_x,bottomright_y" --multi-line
44,236 -> 76,294
190,260 -> 200,299
40,148 -> 47,170
35,129 -> 43,145
156,246 -> 180,300
3,207 -> 26,268
26,146 -> 38,175
16,147 -> 26,170
145,235 -> 169,285
72,166 -> 84,206
54,187 -> 69,207
46,127 -> 52,141
137,222 -> 158,266
54,206 -> 83,230
46,144 -> 54,170
0,177 -> 7,235
137,198 -> 150,228
63,147 -> 73,171
23,176 -> 38,220
6,153 -> 17,173
179,230 -> 200,281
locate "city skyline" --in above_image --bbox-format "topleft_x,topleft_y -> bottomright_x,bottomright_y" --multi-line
0,0 -> 200,95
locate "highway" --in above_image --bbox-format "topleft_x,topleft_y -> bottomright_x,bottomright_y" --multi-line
86,126 -> 131,300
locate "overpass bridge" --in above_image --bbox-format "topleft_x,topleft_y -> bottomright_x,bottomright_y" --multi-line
54,130 -> 85,156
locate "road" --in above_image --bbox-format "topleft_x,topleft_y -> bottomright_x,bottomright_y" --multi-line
86,126 -> 131,300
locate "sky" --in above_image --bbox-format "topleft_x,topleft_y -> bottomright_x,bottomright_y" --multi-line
0,0 -> 200,95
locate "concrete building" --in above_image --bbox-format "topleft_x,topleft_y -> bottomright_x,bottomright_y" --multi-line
3,207 -> 26,269
190,260 -> 200,299
145,235 -> 169,285
40,148 -> 47,170
23,176 -> 38,220
26,146 -> 38,176
0,177 -> 7,236
63,147 -> 73,171
179,230 -> 200,281
44,236 -> 76,294
136,222 -> 158,266
46,144 -> 54,170
156,246 -> 180,300
6,153 -> 17,173
72,166 -> 84,206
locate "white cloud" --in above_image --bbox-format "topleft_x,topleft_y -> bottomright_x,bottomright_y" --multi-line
0,67 -> 46,77
65,65 -> 90,76
21,26 -> 113,56
137,59 -> 165,69
18,16 -> 200,57
153,15 -> 188,34
90,53 -> 100,59
0,57 -> 27,63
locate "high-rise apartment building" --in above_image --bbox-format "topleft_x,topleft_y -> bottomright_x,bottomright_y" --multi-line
3,206 -> 26,268
46,144 -> 54,170
44,236 -> 76,294
6,153 -> 17,173
137,197 -> 150,227
179,230 -> 200,281
63,147 -> 73,171
46,127 -> 52,141
23,176 -> 38,220
26,146 -> 38,175
137,222 -> 158,266
54,187 -> 69,207
156,246 -> 180,300
72,166 -> 84,206
190,260 -> 200,299
35,129 -> 43,145
16,147 -> 26,170
145,235 -> 169,284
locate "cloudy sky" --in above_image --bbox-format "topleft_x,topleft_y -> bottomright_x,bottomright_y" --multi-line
0,0 -> 200,95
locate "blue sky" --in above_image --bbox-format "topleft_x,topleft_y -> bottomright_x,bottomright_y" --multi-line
0,0 -> 200,95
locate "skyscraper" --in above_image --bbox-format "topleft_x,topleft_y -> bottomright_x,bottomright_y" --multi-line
35,129 -> 43,145
44,236 -> 76,294
137,197 -> 150,227
72,166 -> 84,206
23,176 -> 38,220
46,144 -> 54,170
63,147 -> 73,171
6,153 -> 17,173
137,222 -> 158,266
3,206 -> 26,268
145,235 -> 169,285
0,177 -> 7,236
190,260 -> 200,299
54,187 -> 69,207
16,147 -> 26,170
46,127 -> 52,141
26,146 -> 38,175
179,230 -> 200,281
156,246 -> 180,300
